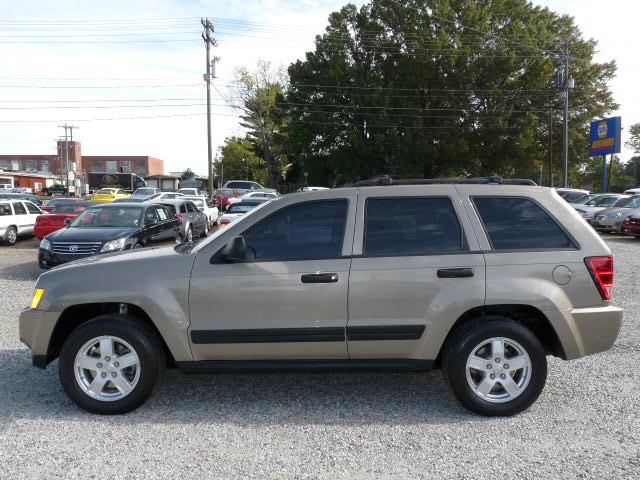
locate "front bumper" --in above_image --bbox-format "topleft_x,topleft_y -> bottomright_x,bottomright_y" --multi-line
592,218 -> 624,233
547,305 -> 623,360
19,308 -> 62,368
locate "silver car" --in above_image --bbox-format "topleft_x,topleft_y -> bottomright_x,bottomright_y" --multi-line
574,194 -> 629,223
19,178 -> 623,416
592,196 -> 640,233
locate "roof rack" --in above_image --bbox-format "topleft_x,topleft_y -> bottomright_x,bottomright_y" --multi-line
352,175 -> 537,187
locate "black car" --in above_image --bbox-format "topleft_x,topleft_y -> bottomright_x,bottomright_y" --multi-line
158,199 -> 208,243
38,202 -> 180,269
41,184 -> 68,196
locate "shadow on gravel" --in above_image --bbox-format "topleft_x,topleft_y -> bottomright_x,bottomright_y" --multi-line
0,261 -> 41,281
0,348 -> 480,426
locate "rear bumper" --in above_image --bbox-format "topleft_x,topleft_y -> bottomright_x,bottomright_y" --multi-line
19,308 -> 62,368
548,306 -> 623,360
623,224 -> 640,236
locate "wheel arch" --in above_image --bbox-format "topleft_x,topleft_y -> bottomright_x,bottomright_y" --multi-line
434,304 -> 566,368
46,303 -> 175,367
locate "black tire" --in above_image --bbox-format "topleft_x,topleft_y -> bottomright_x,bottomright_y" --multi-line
58,314 -> 165,415
185,226 -> 193,242
201,221 -> 209,238
132,242 -> 143,249
2,226 -> 17,246
443,316 -> 547,416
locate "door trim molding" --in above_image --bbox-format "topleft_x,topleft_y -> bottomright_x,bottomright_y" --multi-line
190,327 -> 345,344
346,325 -> 425,341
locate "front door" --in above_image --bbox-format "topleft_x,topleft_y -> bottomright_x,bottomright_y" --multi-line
188,192 -> 357,360
347,186 -> 486,361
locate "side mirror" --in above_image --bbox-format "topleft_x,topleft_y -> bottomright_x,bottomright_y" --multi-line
221,236 -> 246,261
145,218 -> 158,226
64,218 -> 71,226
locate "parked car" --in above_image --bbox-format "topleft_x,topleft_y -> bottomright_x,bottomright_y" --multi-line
623,188 -> 640,195
159,199 -> 209,243
568,193 -> 605,207
591,196 -> 640,233
574,194 -> 629,223
227,191 -> 278,206
41,197 -> 84,213
296,186 -> 330,192
217,199 -> 269,227
41,184 -> 68,196
38,203 -> 180,269
0,199 -> 43,245
177,188 -> 205,198
34,202 -> 92,239
18,177 -> 623,415
0,192 -> 44,206
91,188 -> 131,204
622,214 -> 640,238
0,184 -> 15,192
555,187 -> 590,202
183,197 -> 219,226
212,188 -> 239,210
222,180 -> 276,195
131,187 -> 159,199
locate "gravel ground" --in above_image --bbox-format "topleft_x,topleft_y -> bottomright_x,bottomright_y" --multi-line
0,236 -> 639,479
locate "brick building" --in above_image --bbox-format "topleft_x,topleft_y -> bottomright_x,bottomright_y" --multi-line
0,140 -> 164,177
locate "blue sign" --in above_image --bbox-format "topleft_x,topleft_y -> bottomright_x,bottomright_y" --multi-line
590,116 -> 621,156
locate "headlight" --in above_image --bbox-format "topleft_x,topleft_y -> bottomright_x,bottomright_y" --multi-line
607,213 -> 622,220
100,237 -> 127,252
40,238 -> 51,250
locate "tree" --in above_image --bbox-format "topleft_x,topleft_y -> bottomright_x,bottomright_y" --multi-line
226,60 -> 288,188
284,0 -> 617,186
181,168 -> 195,180
626,123 -> 640,155
215,136 -> 266,185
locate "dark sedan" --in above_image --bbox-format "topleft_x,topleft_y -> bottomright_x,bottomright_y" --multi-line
38,202 -> 180,269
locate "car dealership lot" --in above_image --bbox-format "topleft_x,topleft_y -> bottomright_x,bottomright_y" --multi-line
0,237 -> 639,479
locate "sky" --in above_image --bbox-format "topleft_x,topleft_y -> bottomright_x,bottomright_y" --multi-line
0,0 -> 638,176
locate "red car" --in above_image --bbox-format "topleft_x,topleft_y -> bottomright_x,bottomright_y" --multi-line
212,188 -> 239,210
34,202 -> 91,239
40,197 -> 84,213
622,215 -> 640,238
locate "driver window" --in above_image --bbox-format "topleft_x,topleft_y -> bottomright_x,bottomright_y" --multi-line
241,200 -> 348,262
145,207 -> 158,223
157,207 -> 168,221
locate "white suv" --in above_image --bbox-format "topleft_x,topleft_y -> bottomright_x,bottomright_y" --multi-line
0,199 -> 43,245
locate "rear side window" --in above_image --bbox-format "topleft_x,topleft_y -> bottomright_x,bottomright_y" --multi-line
25,202 -> 41,214
179,204 -> 187,214
185,202 -> 195,213
473,197 -> 574,251
13,202 -> 27,215
364,197 -> 464,256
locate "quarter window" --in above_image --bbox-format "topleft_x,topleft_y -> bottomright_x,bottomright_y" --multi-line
157,207 -> 168,221
364,197 -> 464,256
242,200 -> 348,261
473,197 -> 574,250
25,202 -> 41,214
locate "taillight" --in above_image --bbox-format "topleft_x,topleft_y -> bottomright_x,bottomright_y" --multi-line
585,256 -> 614,300
176,213 -> 185,221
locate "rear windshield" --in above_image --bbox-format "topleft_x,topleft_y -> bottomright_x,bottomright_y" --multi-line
54,204 -> 87,214
227,204 -> 256,213
162,204 -> 177,215
615,196 -> 640,208
96,189 -> 114,195
215,189 -> 234,196
595,196 -> 624,207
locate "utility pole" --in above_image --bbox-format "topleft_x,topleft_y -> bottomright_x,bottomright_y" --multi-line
201,18 -> 218,196
548,109 -> 553,187
58,124 -> 77,196
561,44 -> 573,189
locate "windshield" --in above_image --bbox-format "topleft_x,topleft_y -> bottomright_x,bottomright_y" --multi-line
227,204 -> 258,213
215,189 -> 234,196
0,203 -> 10,215
573,194 -> 596,205
191,199 -> 205,208
615,196 -> 640,208
594,196 -> 623,207
133,188 -> 155,196
70,206 -> 142,228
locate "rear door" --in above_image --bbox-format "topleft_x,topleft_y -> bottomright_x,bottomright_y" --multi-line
142,205 -> 163,243
12,201 -> 31,234
23,201 -> 42,231
347,186 -> 486,361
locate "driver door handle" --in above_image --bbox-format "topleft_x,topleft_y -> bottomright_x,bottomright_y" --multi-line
437,268 -> 474,278
301,273 -> 339,284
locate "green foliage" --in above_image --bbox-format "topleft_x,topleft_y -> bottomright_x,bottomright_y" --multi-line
283,0 -> 617,187
626,123 -> 640,155
228,60 -> 288,188
181,168 -> 195,180
215,136 -> 267,185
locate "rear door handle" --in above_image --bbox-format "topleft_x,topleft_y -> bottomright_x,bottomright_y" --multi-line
437,268 -> 474,278
301,273 -> 339,284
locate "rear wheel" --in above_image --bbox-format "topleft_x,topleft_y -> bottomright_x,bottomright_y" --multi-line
201,222 -> 209,237
185,227 -> 193,243
58,315 -> 165,414
2,226 -> 17,246
444,316 -> 547,416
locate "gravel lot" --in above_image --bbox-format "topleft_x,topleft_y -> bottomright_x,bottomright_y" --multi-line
0,236 -> 639,479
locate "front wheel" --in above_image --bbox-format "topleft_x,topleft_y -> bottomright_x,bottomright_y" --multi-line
444,316 -> 547,416
201,222 -> 209,238
58,315 -> 165,414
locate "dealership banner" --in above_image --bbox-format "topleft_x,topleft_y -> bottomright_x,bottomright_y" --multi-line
589,116 -> 621,156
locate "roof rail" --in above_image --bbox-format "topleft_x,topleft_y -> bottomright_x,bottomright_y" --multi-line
352,175 -> 537,187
